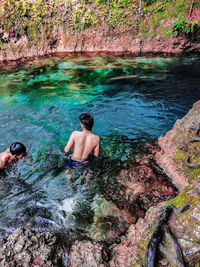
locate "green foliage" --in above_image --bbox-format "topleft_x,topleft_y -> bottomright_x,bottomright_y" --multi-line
72,5 -> 98,30
144,0 -> 159,5
171,0 -> 188,18
82,9 -> 98,29
108,7 -> 126,28
0,0 -> 73,46
173,20 -> 199,36
0,0 -> 199,47
95,0 -> 107,7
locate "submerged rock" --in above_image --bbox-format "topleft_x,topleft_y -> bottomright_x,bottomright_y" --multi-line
104,143 -> 178,222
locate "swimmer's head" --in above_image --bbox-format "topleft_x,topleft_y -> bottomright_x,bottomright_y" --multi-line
10,142 -> 27,158
79,113 -> 94,131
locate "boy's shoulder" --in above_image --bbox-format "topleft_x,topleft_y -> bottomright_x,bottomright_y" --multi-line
0,150 -> 8,159
72,130 -> 82,136
72,130 -> 82,134
91,133 -> 100,142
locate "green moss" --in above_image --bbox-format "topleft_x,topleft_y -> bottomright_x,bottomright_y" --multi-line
137,238 -> 150,264
165,189 -> 199,208
139,239 -> 149,248
195,142 -> 200,153
89,194 -> 122,241
188,167 -> 200,181
166,236 -> 171,245
174,149 -> 185,162
184,132 -> 189,141
185,225 -> 190,233
172,129 -> 180,143
148,227 -> 154,234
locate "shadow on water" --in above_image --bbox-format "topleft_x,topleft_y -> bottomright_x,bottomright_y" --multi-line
0,54 -> 200,240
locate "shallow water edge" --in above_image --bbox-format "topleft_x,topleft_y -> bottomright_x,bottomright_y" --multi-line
1,51 -> 200,67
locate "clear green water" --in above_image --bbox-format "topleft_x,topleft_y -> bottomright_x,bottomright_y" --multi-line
0,54 -> 200,238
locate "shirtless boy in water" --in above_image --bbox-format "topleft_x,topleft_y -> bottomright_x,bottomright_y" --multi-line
64,113 -> 100,176
0,142 -> 27,169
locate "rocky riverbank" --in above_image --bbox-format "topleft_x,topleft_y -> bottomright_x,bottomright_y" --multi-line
0,26 -> 200,62
1,102 -> 200,266
108,100 -> 200,266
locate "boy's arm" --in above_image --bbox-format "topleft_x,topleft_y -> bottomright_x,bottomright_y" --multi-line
64,132 -> 75,153
0,154 -> 9,168
93,137 -> 100,157
0,159 -> 5,168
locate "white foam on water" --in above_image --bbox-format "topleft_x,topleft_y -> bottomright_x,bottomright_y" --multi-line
59,197 -> 76,213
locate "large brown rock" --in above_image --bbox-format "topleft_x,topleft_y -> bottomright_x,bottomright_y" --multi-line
69,240 -> 105,267
110,102 -> 200,266
156,100 -> 200,189
0,228 -> 66,266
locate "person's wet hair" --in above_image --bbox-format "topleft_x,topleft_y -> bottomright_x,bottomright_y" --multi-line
79,113 -> 94,131
10,142 -> 26,156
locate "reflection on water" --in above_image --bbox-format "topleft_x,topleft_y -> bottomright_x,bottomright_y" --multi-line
0,54 -> 200,239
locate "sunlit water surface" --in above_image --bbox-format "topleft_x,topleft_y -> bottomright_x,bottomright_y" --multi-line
0,54 -> 200,239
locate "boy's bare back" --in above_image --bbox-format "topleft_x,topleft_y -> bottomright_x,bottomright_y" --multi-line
64,113 -> 100,162
65,130 -> 100,161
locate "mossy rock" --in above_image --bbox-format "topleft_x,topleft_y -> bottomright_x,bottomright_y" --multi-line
174,149 -> 185,162
165,187 -> 199,208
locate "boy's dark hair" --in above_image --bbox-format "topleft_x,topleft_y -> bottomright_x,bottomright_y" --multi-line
79,113 -> 94,131
10,142 -> 26,156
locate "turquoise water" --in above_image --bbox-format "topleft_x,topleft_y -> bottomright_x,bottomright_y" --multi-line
0,54 -> 200,238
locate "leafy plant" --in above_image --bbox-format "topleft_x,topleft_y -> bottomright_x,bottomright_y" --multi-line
173,19 -> 199,36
